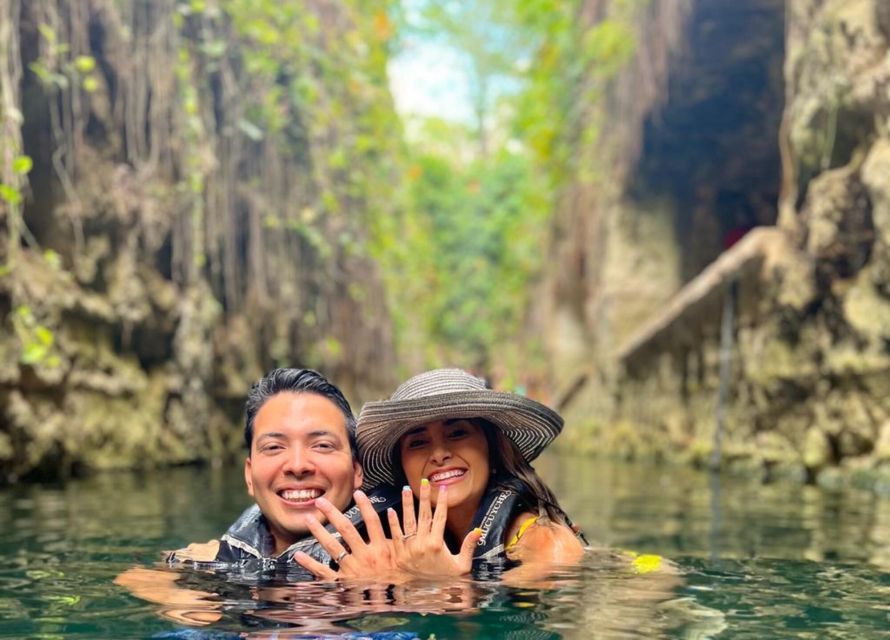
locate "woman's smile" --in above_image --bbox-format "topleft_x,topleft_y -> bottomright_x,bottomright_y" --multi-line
428,467 -> 468,485
399,419 -> 490,517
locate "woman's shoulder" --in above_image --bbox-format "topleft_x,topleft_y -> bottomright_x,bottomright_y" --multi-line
504,511 -> 539,550
504,511 -> 584,563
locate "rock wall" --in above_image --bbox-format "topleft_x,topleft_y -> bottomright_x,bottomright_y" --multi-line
547,0 -> 890,489
0,1 -> 398,481
542,0 -> 693,397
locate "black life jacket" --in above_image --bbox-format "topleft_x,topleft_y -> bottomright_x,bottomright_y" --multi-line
469,477 -> 587,565
211,483 -> 402,570
470,477 -> 528,562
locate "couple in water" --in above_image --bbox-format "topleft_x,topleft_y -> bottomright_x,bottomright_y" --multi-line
171,366 -> 586,580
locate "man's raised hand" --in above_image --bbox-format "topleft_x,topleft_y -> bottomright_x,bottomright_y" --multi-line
293,490 -> 408,582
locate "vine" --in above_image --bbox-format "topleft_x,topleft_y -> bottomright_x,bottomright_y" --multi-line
0,0 -> 25,273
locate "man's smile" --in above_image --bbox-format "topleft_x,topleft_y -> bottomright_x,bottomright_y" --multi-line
277,487 -> 325,505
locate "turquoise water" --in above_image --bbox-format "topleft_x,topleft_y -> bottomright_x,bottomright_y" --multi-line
0,454 -> 887,638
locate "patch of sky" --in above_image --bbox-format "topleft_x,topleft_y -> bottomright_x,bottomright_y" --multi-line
388,0 -> 529,133
388,40 -> 475,123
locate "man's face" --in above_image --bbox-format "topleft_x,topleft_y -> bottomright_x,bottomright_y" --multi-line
244,392 -> 363,555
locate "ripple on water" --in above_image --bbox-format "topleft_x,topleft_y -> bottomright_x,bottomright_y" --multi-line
1,461 -> 888,638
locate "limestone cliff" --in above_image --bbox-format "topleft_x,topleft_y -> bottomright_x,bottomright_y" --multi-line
0,1 -> 398,481
546,0 -> 890,489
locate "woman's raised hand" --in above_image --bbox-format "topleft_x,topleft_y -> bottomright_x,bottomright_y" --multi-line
387,480 -> 482,578
293,489 -> 407,582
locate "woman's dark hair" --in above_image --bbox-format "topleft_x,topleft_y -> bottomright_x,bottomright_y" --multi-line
475,420 -> 572,526
244,368 -> 357,458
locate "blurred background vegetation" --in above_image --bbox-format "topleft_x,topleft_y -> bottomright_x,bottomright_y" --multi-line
377,0 -> 633,380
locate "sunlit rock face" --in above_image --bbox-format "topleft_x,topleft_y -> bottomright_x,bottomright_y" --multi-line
632,0 -> 785,280
0,1 -> 397,482
549,0 -> 890,489
607,0 -> 786,349
762,0 -> 890,486
544,0 -> 785,424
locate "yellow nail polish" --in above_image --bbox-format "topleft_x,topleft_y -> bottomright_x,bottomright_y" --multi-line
421,478 -> 429,487
473,528 -> 483,535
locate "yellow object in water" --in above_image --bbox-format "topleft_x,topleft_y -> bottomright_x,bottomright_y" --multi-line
623,550 -> 664,574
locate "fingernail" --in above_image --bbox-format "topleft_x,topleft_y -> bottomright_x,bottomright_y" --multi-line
354,489 -> 366,499
473,527 -> 482,535
421,478 -> 429,487
387,508 -> 395,514
315,497 -> 329,507
402,485 -> 410,492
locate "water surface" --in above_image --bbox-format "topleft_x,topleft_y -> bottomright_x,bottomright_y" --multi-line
0,454 -> 887,638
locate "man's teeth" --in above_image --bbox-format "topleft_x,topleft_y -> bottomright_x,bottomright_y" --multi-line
430,469 -> 466,482
280,489 -> 323,501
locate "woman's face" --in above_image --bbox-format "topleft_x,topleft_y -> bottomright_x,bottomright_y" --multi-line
398,419 -> 490,509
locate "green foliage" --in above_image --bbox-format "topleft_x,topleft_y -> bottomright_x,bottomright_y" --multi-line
30,23 -> 94,94
29,59 -> 68,89
12,155 -> 32,175
220,0 -> 401,213
73,55 -> 96,74
43,249 -> 62,270
583,19 -> 636,70
512,0 -> 641,182
377,118 -> 550,369
373,0 -> 641,375
0,184 -> 22,205
11,306 -> 60,368
0,155 -> 28,217
5,0 -> 640,386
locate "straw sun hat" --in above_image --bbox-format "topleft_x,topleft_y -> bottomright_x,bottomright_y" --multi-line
357,368 -> 564,487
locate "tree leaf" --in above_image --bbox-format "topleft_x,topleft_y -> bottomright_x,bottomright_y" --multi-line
21,342 -> 48,365
12,155 -> 33,175
74,55 -> 96,74
237,118 -> 264,141
35,326 -> 54,347
43,249 -> 62,269
0,184 -> 22,205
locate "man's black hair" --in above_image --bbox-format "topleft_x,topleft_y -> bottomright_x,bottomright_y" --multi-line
244,368 -> 358,458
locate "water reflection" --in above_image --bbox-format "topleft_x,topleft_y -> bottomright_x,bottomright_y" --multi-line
249,580 -> 490,634
535,453 -> 890,568
117,555 -> 691,639
0,456 -> 887,638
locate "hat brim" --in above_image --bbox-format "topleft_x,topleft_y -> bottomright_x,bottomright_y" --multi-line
356,390 -> 563,488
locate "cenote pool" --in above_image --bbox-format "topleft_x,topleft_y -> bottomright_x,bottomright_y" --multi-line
0,454 -> 887,639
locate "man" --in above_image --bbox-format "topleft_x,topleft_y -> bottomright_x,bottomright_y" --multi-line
168,367 -> 398,564
115,368 -> 401,622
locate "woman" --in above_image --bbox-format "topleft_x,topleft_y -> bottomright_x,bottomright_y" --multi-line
366,368 -> 585,575
294,368 -> 585,580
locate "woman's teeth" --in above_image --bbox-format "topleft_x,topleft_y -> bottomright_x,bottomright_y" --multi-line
430,469 -> 466,482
